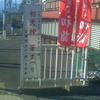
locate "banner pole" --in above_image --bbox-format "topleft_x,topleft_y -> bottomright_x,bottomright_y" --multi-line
73,0 -> 79,53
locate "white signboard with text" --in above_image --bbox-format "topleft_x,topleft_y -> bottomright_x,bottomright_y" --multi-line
23,4 -> 41,78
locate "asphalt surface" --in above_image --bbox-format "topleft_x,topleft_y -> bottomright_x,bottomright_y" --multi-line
0,36 -> 100,100
0,36 -> 22,90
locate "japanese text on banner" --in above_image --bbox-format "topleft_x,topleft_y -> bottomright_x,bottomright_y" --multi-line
75,0 -> 92,47
58,0 -> 76,46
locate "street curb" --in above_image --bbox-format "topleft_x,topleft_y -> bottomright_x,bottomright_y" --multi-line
18,87 -> 71,96
0,90 -> 10,95
18,85 -> 100,96
1,85 -> 100,96
70,85 -> 100,95
0,89 -> 18,95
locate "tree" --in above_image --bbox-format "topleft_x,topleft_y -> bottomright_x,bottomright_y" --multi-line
11,15 -> 22,28
6,0 -> 13,8
19,0 -> 26,11
6,0 -> 19,9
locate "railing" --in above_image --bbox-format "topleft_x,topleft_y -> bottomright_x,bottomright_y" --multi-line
20,44 -> 88,89
41,44 -> 74,79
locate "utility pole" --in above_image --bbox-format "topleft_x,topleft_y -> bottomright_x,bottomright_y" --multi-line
3,0 -> 6,39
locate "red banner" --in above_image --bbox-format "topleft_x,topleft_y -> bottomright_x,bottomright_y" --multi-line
58,0 -> 76,46
75,0 -> 92,47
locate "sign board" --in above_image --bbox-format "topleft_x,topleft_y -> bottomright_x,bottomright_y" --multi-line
23,4 -> 41,78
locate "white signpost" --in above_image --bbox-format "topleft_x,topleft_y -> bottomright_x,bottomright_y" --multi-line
20,4 -> 42,84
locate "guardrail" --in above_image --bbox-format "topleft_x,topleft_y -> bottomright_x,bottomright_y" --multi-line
20,44 -> 88,89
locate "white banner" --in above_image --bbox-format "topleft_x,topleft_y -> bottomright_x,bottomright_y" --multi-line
23,4 -> 41,78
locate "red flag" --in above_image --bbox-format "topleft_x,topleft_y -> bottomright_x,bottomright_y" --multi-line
58,0 -> 76,46
75,0 -> 92,47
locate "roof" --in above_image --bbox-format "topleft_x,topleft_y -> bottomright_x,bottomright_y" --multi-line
42,11 -> 59,18
42,8 -> 100,20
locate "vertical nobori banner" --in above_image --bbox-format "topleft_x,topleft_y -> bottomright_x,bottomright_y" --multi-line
23,4 -> 41,78
58,0 -> 76,46
75,0 -> 92,47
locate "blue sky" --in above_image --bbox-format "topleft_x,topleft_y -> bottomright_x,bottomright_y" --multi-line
0,0 -> 22,13
0,1 -> 3,10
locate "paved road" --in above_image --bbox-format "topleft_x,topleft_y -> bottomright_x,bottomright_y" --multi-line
0,36 -> 22,90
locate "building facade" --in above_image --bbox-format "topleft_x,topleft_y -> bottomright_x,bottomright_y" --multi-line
42,0 -> 100,49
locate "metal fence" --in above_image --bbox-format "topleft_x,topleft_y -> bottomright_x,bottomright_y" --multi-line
20,44 -> 88,89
